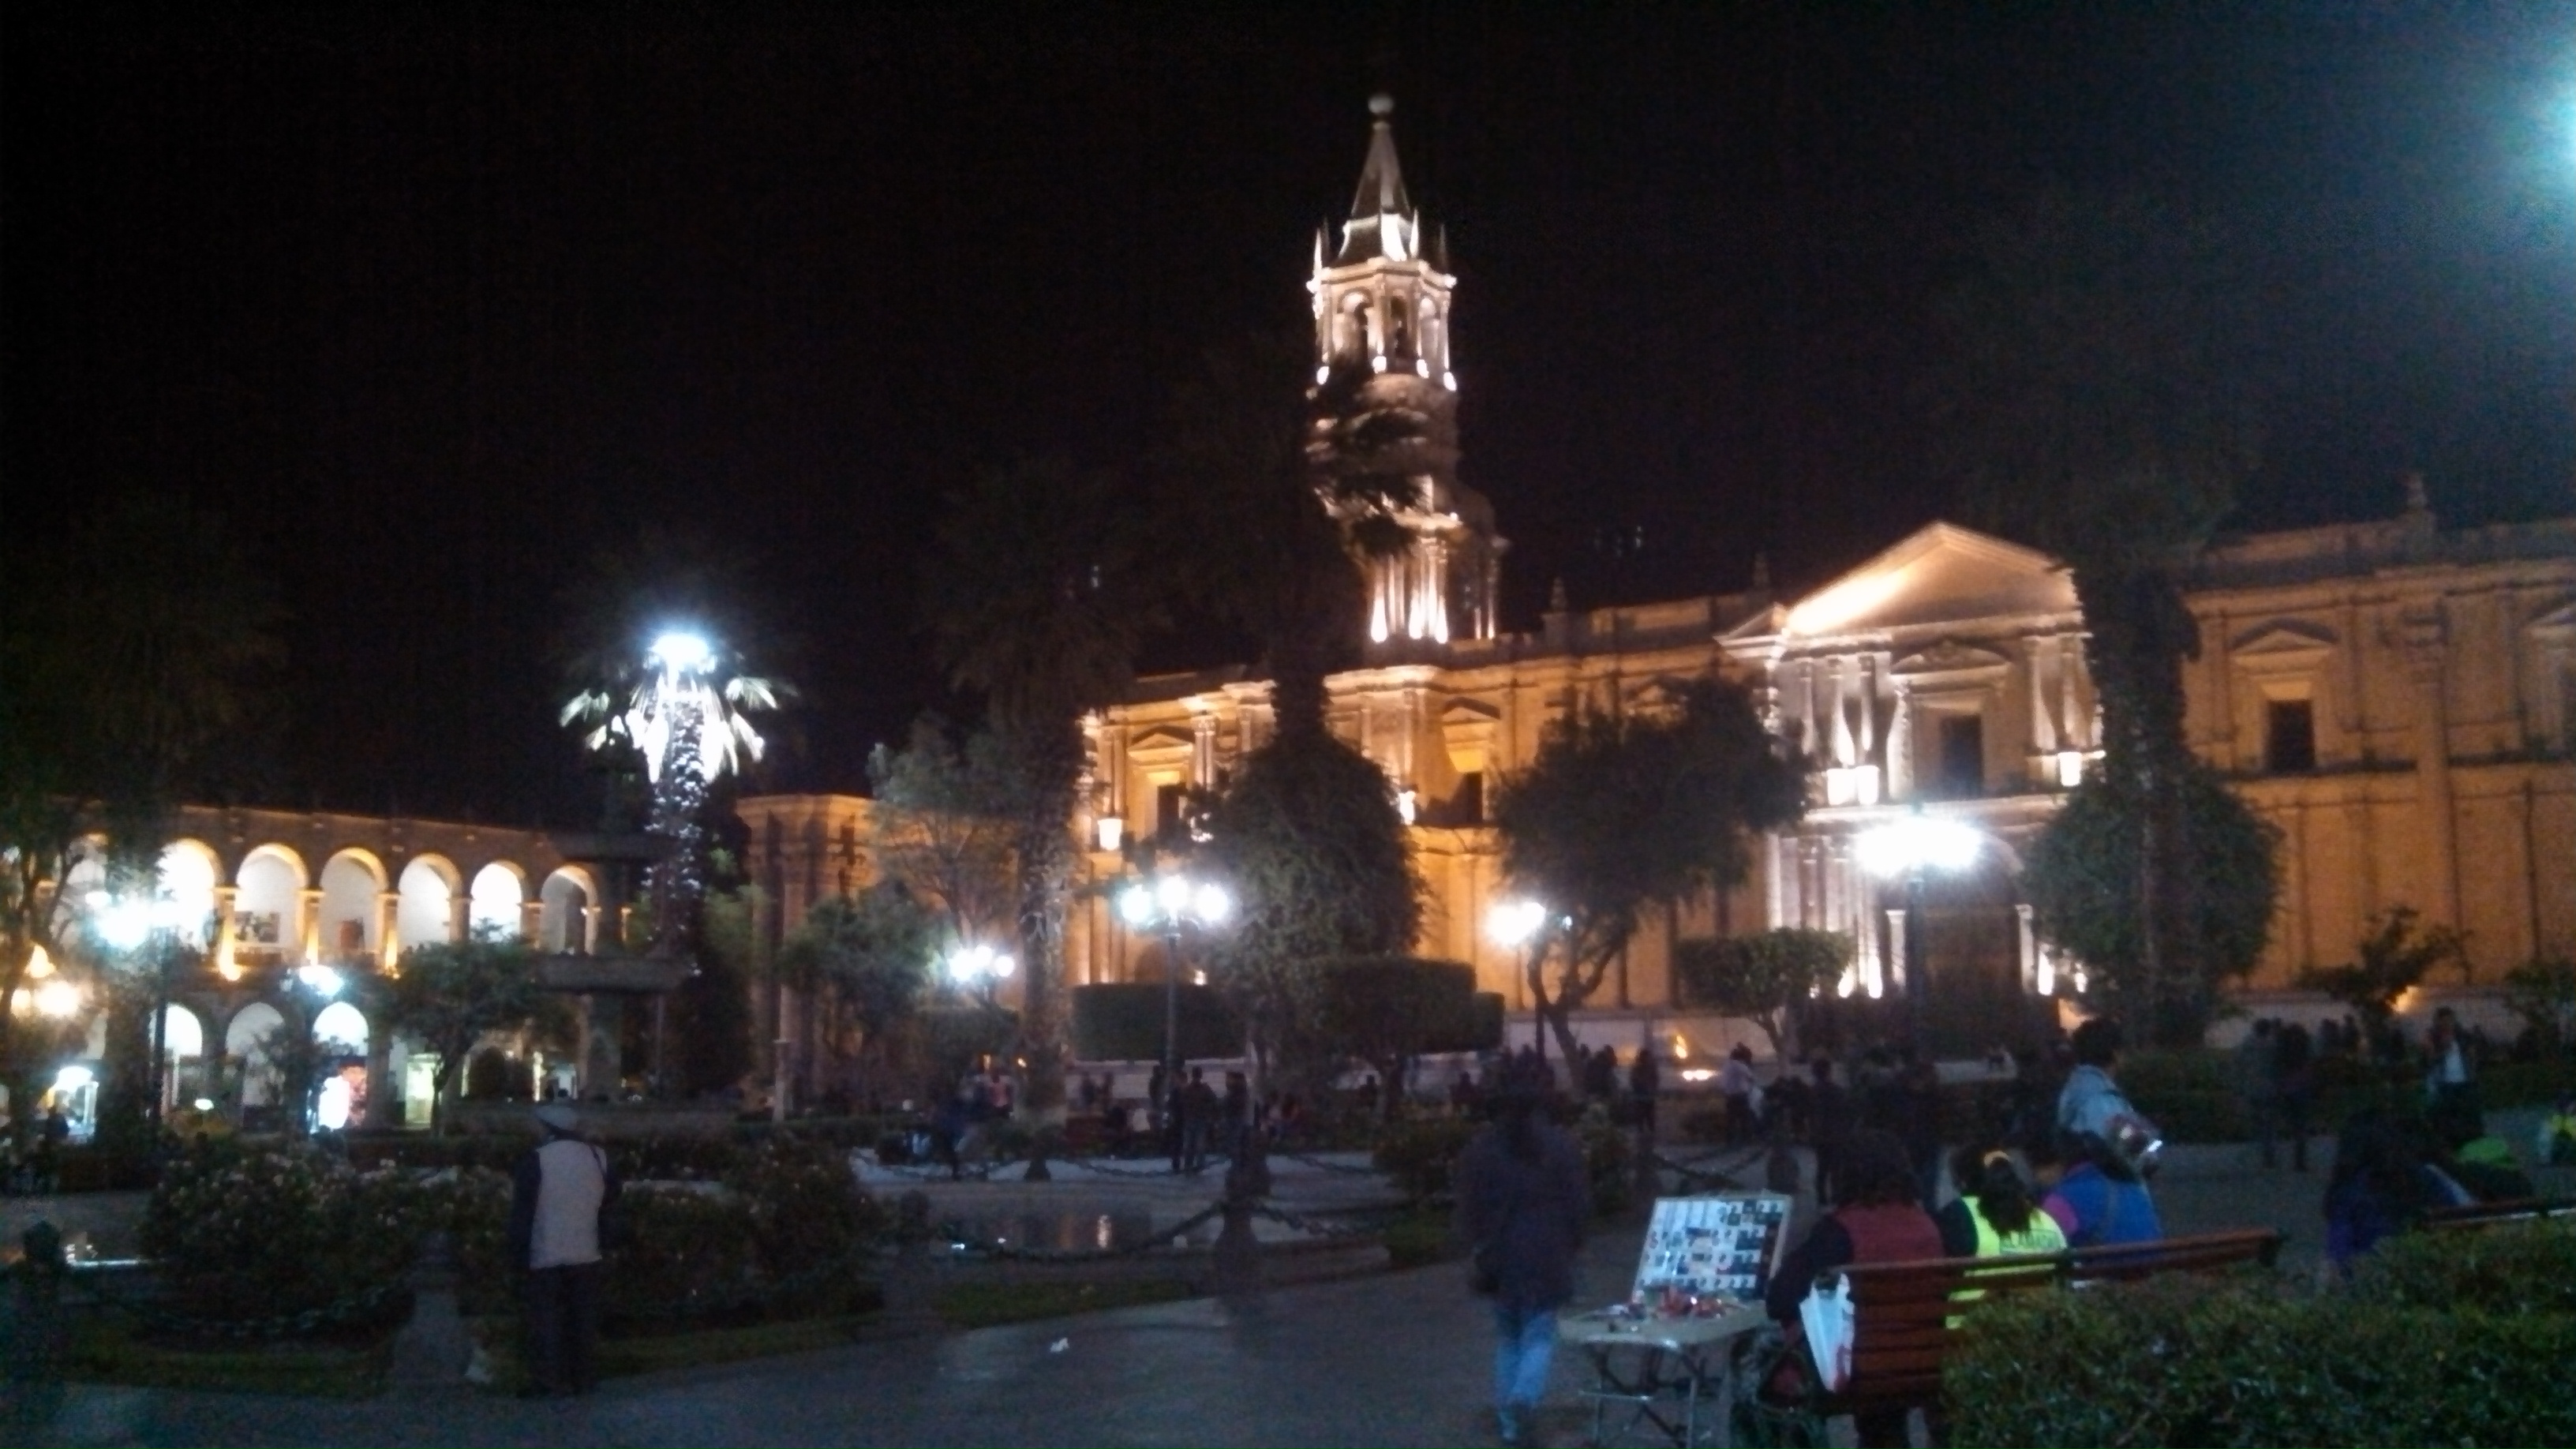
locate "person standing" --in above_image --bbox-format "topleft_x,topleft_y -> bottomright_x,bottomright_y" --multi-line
507,1103 -> 620,1397
1181,1067 -> 1219,1173
2423,1007 -> 2478,1120
1456,1084 -> 1589,1448
1719,1045 -> 1760,1145
2234,1019 -> 2281,1169
2047,1019 -> 2162,1247
1627,1046 -> 1661,1139
2273,1022 -> 2316,1173
1806,1056 -> 1851,1206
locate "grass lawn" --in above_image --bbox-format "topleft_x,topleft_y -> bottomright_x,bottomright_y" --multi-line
932,1278 -> 1193,1328
65,1317 -> 391,1398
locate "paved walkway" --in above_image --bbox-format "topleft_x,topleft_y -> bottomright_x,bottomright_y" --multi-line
23,1118 -> 2573,1447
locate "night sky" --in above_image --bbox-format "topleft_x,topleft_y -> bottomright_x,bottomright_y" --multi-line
6,4 -> 2572,826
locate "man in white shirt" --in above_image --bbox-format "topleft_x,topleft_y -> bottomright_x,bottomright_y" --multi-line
507,1103 -> 620,1396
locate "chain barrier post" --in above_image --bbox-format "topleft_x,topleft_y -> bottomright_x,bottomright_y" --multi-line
388,1229 -> 470,1390
1212,1136 -> 1271,1297
3,1222 -> 66,1440
880,1191 -> 945,1335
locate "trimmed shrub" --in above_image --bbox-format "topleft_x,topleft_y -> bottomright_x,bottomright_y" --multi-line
1068,983 -> 1241,1062
1946,1251 -> 2576,1447
1576,1114 -> 1634,1216
1372,1116 -> 1479,1204
143,1141 -> 425,1331
726,1134 -> 885,1315
2351,1219 -> 2576,1317
605,1184 -> 766,1331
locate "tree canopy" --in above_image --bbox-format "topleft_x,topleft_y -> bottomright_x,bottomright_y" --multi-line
2023,758 -> 2281,1046
777,882 -> 940,1054
1202,728 -> 1421,1087
867,715 -> 1019,950
1675,928 -> 1854,1061
387,931 -> 561,1135
922,456 -> 1157,1115
1492,676 -> 1806,1060
2296,907 -> 2470,1039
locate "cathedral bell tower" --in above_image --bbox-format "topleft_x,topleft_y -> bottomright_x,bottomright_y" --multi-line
1308,94 -> 1504,649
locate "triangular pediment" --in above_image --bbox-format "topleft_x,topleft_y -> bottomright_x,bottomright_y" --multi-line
2231,620 -> 2338,657
1780,522 -> 2077,638
1892,639 -> 2016,677
1440,696 -> 1502,724
1125,725 -> 1197,755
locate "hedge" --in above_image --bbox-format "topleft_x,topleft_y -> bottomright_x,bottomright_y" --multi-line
1069,983 -> 1242,1061
1945,1222 -> 2576,1447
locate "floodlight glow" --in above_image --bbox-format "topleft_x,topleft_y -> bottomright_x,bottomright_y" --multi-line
1855,815 -> 1982,878
52,1065 -> 94,1091
648,631 -> 713,675
92,897 -> 154,951
295,964 -> 345,998
1486,898 -> 1548,947
1155,874 -> 1193,913
35,981 -> 81,1018
1192,882 -> 1230,925
1118,885 -> 1155,927
989,953 -> 1014,979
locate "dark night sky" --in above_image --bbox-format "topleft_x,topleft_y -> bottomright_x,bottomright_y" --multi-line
6,4 -> 2573,826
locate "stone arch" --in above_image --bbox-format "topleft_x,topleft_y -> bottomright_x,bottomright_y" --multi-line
318,849 -> 387,962
1341,291 -> 1373,359
312,1000 -> 369,1054
538,865 -> 598,953
225,1001 -> 286,1106
234,844 -> 305,957
397,856 -> 461,950
157,840 -> 223,946
467,860 -> 527,938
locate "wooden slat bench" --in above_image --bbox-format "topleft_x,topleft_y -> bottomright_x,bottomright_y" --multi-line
2424,1196 -> 2576,1231
1817,1229 -> 2283,1421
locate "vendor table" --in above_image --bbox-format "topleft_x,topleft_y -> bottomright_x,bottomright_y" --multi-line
1559,1300 -> 1768,1447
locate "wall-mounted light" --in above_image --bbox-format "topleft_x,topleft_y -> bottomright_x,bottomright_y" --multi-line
1095,815 -> 1125,852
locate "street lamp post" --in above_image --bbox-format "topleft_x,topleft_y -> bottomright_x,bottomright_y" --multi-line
944,941 -> 1016,1009
1116,872 -> 1230,1103
1856,807 -> 1982,1055
1485,897 -> 1556,1058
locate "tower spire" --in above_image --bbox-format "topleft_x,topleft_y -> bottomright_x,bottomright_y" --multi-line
1338,94 -> 1417,264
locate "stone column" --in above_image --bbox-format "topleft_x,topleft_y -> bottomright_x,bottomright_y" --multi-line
2400,607 -> 2462,930
446,889 -> 471,945
2026,638 -> 2058,781
212,885 -> 241,981
518,899 -> 542,945
1888,683 -> 1915,800
2016,903 -> 2038,994
296,887 -> 324,965
377,890 -> 401,970
1883,909 -> 1908,998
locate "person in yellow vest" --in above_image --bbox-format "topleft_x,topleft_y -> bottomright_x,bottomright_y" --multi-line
1935,1144 -> 2067,1327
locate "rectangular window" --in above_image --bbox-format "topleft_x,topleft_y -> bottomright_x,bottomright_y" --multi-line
2266,698 -> 2317,773
1937,714 -> 1985,798
1154,782 -> 1188,839
1455,771 -> 1485,822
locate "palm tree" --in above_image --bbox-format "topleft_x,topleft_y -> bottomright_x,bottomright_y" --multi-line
1927,189 -> 2263,1042
556,531 -> 794,953
923,456 -> 1155,1118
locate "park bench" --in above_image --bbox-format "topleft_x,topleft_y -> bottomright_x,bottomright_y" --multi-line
2424,1196 -> 2576,1232
1808,1229 -> 2282,1425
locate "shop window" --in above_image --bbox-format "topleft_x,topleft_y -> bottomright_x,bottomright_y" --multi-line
2266,698 -> 2317,773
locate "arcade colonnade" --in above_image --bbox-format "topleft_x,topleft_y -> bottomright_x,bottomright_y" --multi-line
18,805 -> 587,1127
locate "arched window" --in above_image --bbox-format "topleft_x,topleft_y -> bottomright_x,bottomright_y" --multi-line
1386,296 -> 1411,356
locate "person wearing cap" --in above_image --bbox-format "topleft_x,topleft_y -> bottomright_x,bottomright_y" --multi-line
508,1103 -> 620,1396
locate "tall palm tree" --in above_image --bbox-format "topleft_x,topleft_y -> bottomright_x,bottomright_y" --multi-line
1927,189 -> 2262,1042
556,531 -> 794,952
923,456 -> 1155,1117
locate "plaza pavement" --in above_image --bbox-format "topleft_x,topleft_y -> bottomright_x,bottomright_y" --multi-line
23,1114 -> 2571,1448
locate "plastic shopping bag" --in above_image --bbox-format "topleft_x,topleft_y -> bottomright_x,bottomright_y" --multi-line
1799,1275 -> 1855,1394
